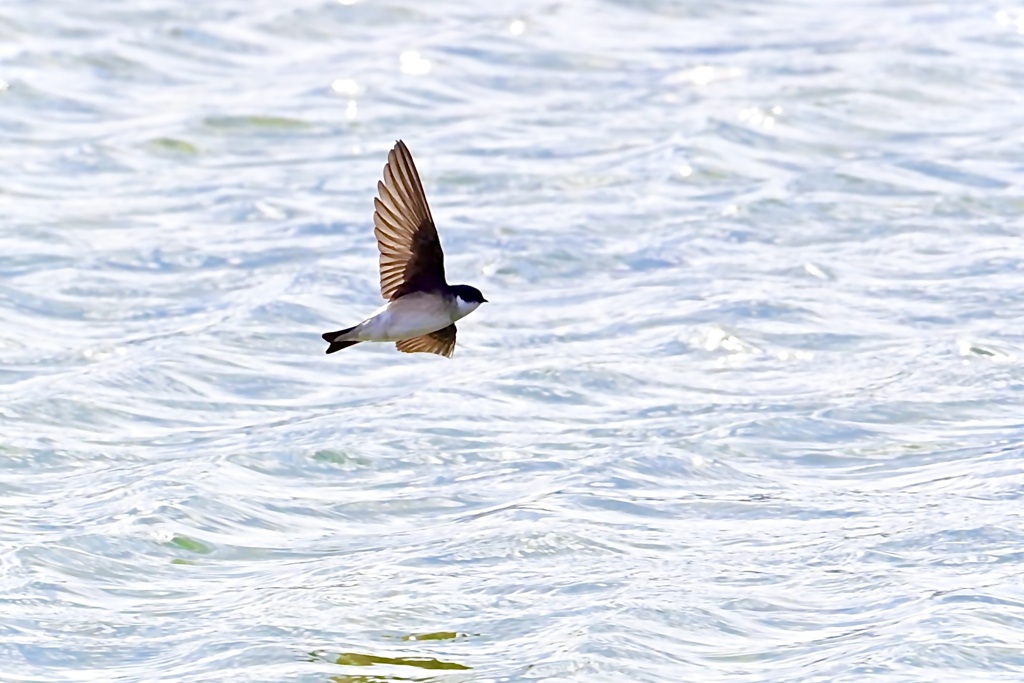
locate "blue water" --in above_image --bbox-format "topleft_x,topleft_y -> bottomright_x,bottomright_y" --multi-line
2,1 -> 1024,681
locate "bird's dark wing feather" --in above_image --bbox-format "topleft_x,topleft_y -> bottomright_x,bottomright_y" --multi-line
373,140 -> 447,301
395,324 -> 457,358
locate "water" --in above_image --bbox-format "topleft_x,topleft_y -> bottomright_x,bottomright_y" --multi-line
2,0 -> 1024,680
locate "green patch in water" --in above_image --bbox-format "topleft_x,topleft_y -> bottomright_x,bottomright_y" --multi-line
147,137 -> 199,155
334,653 -> 469,670
309,649 -> 470,672
204,115 -> 310,130
400,632 -> 466,642
312,449 -> 372,467
167,534 -> 213,554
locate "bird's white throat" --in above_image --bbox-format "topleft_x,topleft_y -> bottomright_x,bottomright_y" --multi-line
453,296 -> 481,319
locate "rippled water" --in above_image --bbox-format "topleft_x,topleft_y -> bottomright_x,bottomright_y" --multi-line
3,1 -> 1024,681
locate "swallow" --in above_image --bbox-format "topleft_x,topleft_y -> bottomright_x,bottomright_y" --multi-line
322,140 -> 487,358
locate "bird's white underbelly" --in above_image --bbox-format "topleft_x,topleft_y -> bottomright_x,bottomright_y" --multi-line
353,297 -> 453,342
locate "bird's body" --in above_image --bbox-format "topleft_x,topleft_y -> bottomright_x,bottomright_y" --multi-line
332,290 -> 482,343
322,141 -> 486,358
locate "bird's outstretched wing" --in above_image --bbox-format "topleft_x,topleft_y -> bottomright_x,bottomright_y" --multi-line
395,324 -> 457,358
373,140 -> 447,301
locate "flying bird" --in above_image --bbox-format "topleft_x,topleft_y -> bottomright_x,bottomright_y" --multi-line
322,140 -> 487,358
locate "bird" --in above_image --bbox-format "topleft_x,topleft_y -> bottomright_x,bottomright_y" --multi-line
321,140 -> 487,358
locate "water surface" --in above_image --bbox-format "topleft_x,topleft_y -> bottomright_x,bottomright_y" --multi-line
2,1 -> 1024,681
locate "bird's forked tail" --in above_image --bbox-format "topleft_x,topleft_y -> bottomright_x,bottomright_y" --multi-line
322,326 -> 360,354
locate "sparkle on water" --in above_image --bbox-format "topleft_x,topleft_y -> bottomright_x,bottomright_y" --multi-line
2,1 -> 1024,682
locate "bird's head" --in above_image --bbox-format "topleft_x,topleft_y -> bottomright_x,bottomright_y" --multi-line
450,284 -> 488,315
